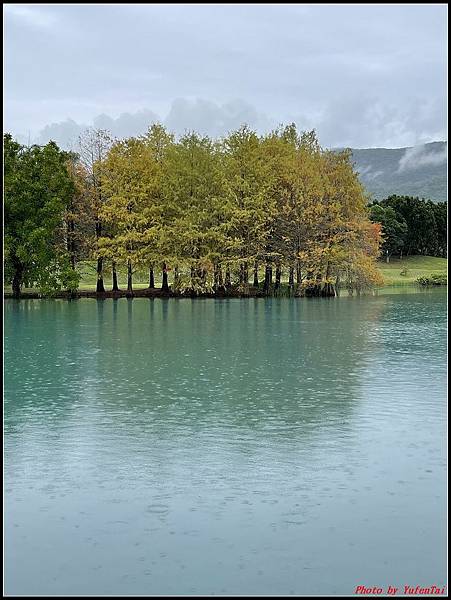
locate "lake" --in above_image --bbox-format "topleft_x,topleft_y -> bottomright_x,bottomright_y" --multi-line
4,289 -> 447,595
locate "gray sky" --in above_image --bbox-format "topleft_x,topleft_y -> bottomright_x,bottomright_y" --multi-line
4,4 -> 447,148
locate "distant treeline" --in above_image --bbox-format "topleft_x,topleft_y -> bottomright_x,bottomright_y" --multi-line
4,125 -> 387,298
369,196 -> 447,262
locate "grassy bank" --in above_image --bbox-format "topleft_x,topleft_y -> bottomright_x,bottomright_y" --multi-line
377,255 -> 447,286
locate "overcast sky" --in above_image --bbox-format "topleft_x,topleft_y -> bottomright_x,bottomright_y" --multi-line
4,4 -> 447,149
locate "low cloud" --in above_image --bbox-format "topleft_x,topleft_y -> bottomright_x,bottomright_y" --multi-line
25,99 -> 278,149
397,144 -> 447,172
93,109 -> 160,140
305,95 -> 446,149
165,98 -> 276,138
12,96 -> 447,152
34,109 -> 161,149
36,118 -> 87,150
362,170 -> 384,181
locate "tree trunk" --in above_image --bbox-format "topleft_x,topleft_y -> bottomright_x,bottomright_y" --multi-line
12,262 -> 23,299
127,260 -> 133,295
173,265 -> 180,290
95,219 -> 105,293
243,261 -> 248,286
253,261 -> 259,287
321,282 -> 336,297
225,267 -> 231,289
263,263 -> 272,294
67,218 -> 76,270
162,262 -> 169,292
321,263 -> 335,296
96,257 -> 105,293
288,266 -> 294,288
240,262 -> 249,286
200,269 -> 207,289
275,263 -> 281,290
148,265 -> 155,288
296,260 -> 302,284
112,261 -> 119,292
213,263 -> 219,291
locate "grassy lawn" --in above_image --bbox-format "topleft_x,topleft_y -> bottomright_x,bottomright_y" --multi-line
76,261 -> 150,289
377,255 -> 447,286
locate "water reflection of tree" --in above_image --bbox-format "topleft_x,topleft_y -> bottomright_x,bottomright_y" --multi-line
7,295 -> 420,495
90,297 -> 386,447
5,297 -> 390,449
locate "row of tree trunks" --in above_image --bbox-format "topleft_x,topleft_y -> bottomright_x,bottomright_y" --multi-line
10,259 -> 338,297
92,261 -> 337,296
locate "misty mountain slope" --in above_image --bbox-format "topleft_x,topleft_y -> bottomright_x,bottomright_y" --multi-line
349,141 -> 447,202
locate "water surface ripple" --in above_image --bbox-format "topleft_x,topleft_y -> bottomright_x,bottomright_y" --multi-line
4,290 -> 447,595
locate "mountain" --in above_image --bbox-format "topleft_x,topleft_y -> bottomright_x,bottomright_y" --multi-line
348,141 -> 447,202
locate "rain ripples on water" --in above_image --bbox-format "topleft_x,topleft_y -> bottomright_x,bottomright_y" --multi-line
4,290 -> 447,595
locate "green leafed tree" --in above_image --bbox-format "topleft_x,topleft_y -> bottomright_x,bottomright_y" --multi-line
4,134 -> 80,297
369,203 -> 408,262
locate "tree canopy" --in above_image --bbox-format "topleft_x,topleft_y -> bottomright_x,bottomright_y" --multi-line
10,125 -> 442,298
4,134 -> 80,296
369,195 -> 447,260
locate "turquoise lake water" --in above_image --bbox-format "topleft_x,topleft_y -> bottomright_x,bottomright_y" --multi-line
4,289 -> 447,595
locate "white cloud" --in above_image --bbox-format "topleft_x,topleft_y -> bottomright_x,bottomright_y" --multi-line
398,144 -> 447,172
4,5 -> 446,148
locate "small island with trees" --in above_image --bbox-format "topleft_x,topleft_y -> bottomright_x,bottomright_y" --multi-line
4,125 -> 447,300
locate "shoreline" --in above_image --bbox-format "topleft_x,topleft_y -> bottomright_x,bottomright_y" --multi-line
3,287 -> 323,300
4,283 -> 446,300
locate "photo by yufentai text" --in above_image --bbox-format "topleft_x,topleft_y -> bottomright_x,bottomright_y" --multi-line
355,585 -> 446,595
